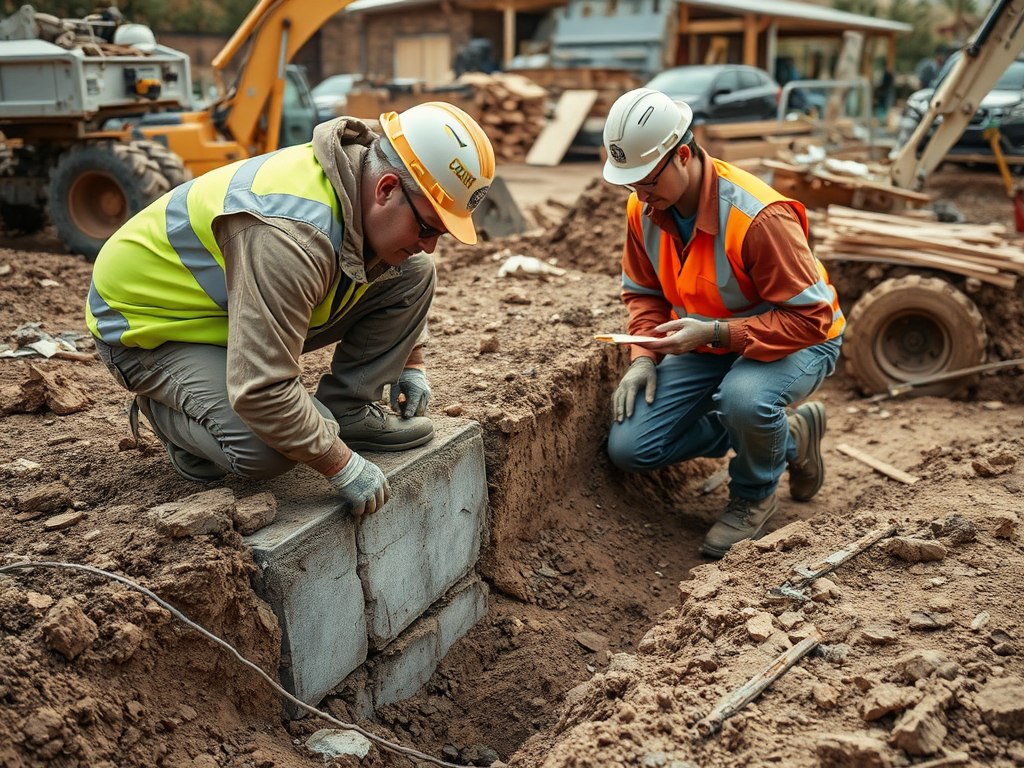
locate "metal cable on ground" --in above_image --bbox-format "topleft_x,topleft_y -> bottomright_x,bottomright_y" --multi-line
0,561 -> 463,768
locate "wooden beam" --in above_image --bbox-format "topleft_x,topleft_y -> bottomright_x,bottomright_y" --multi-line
503,4 -> 514,67
836,444 -> 919,484
683,17 -> 746,33
743,14 -> 758,66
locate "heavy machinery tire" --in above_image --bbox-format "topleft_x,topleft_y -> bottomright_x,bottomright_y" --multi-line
843,275 -> 988,398
48,141 -> 170,260
131,139 -> 189,188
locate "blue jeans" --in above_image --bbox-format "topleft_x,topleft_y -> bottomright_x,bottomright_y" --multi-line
607,339 -> 842,500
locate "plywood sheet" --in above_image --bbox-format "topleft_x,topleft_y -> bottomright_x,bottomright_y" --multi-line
525,89 -> 599,167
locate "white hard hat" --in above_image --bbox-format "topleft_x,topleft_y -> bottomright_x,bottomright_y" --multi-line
379,102 -> 496,245
113,23 -> 156,52
602,88 -> 693,186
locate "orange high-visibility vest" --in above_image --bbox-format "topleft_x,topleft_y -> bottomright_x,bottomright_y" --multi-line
623,158 -> 845,354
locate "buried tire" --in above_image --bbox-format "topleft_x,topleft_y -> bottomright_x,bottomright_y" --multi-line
843,275 -> 988,398
48,141 -> 170,260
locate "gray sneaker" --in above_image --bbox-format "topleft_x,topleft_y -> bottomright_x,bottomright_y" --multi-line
336,403 -> 434,452
787,401 -> 826,502
701,492 -> 779,558
131,395 -> 227,484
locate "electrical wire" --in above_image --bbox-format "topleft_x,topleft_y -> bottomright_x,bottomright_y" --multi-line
0,561 -> 464,768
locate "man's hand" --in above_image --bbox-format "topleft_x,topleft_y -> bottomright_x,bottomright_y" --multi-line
390,367 -> 431,418
613,357 -> 657,422
633,318 -> 716,356
327,451 -> 390,517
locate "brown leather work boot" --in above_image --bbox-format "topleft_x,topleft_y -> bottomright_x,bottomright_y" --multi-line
787,401 -> 826,502
701,492 -> 779,558
336,403 -> 434,452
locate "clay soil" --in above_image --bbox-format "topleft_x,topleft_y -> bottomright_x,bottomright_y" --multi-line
1,161 -> 1024,768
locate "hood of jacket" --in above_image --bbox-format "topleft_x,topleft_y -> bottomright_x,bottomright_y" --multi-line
312,115 -> 379,284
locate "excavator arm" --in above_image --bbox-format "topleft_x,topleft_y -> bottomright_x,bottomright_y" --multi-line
211,0 -> 355,154
138,0 -> 355,177
890,0 -> 1024,190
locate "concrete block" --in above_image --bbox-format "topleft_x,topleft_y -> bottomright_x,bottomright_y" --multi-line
367,574 -> 489,710
246,474 -> 366,707
244,418 -> 487,708
358,421 -> 487,648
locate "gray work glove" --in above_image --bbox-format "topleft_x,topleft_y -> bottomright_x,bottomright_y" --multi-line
613,357 -> 657,422
327,451 -> 390,517
390,367 -> 431,418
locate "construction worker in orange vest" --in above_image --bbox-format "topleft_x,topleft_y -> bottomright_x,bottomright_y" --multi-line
601,88 -> 845,558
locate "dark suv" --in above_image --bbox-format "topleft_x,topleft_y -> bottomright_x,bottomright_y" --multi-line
644,64 -> 781,124
896,54 -> 1024,156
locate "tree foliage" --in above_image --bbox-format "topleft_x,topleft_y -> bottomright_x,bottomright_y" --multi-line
1,0 -> 254,32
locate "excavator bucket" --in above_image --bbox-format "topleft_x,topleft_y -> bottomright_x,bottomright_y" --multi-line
472,175 -> 528,240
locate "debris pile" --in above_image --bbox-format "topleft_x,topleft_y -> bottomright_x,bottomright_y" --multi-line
459,72 -> 550,162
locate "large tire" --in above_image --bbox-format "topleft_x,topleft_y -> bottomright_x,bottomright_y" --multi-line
843,275 -> 988,398
131,139 -> 190,188
48,141 -> 170,260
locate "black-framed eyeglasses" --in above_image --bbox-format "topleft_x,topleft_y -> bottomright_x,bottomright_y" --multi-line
397,181 -> 446,240
626,142 -> 682,192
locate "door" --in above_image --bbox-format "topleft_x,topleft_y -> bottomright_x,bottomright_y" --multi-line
395,35 -> 452,86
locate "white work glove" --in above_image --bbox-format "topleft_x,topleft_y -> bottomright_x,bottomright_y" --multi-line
327,451 -> 390,517
390,367 -> 431,418
612,357 -> 657,422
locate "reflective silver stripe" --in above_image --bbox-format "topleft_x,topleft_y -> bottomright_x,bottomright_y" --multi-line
622,271 -> 663,296
88,280 -> 129,344
165,179 -> 228,310
225,151 -> 344,251
715,178 -> 765,309
640,215 -> 662,276
782,278 -> 835,307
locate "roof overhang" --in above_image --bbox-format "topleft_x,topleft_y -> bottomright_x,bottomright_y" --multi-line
683,0 -> 912,34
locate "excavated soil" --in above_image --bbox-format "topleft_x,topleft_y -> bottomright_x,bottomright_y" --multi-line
1,161 -> 1023,768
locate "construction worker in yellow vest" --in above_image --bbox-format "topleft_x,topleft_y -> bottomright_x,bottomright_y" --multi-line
87,103 -> 495,517
601,88 -> 845,557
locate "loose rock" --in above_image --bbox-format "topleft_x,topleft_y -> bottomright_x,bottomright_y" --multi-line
40,597 -> 98,660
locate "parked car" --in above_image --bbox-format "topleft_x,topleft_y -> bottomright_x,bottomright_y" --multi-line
311,73 -> 363,123
644,64 -> 781,125
896,53 -> 1024,158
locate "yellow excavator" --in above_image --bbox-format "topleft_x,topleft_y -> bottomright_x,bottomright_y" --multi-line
135,0 -> 353,178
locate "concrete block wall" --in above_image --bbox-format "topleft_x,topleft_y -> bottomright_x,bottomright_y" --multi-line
246,419 -> 488,710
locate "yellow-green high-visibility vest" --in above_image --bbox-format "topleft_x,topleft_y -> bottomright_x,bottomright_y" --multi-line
86,144 -> 367,348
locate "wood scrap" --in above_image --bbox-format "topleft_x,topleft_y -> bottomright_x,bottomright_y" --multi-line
836,443 -> 919,484
457,72 -> 550,163
694,631 -> 822,737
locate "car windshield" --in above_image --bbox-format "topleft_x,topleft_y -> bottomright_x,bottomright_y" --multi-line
994,60 -> 1024,90
312,76 -> 356,98
646,68 -> 719,94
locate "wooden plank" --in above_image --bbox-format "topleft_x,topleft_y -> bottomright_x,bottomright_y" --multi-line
815,248 -> 1017,288
703,120 -> 816,140
525,89 -> 598,167
708,137 -> 791,162
836,443 -> 919,484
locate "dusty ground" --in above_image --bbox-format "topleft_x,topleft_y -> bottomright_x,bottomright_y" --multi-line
0,160 -> 1023,768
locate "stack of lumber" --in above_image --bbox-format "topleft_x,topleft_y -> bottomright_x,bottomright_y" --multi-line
814,205 -> 1024,289
505,66 -> 641,123
692,119 -> 819,163
457,72 -> 550,162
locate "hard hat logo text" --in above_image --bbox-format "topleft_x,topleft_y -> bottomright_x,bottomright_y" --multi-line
449,158 -> 476,190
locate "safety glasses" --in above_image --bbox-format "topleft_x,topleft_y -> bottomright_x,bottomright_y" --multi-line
398,181 -> 446,240
625,140 -> 683,193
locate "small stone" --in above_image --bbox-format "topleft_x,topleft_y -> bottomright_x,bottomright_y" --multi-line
883,536 -> 947,563
890,698 -> 948,755
861,684 -> 920,721
41,597 -> 98,660
897,649 -> 949,682
816,733 -> 892,768
861,625 -> 899,645
478,335 -> 499,354
16,482 -> 72,515
1,458 -> 42,477
976,677 -> 1024,737
777,611 -> 804,631
574,630 -> 609,653
305,729 -> 371,760
908,611 -> 952,631
990,513 -> 1019,539
232,492 -> 277,536
147,488 -> 235,538
982,401 -> 1005,410
971,611 -> 991,631
43,511 -> 85,531
26,592 -> 54,610
746,612 -> 775,642
812,682 -> 840,710
444,404 -> 463,417
811,578 -> 840,602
